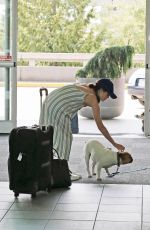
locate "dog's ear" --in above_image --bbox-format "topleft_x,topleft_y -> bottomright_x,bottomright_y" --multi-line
119,153 -> 126,162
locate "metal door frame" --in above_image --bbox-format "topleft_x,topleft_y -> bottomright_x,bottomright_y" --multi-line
0,0 -> 17,133
145,0 -> 150,136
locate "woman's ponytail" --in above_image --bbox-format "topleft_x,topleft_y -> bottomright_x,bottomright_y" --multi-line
88,83 -> 100,102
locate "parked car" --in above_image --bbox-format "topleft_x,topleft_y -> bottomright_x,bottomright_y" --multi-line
128,68 -> 145,132
128,68 -> 145,98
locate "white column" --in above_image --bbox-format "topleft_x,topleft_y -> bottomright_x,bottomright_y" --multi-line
145,0 -> 150,136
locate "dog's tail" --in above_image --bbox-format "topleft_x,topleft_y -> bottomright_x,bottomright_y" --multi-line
84,143 -> 91,174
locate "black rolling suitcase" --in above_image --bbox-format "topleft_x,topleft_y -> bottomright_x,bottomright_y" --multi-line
8,125 -> 53,198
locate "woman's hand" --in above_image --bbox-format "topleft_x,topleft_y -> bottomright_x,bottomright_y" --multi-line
114,143 -> 125,152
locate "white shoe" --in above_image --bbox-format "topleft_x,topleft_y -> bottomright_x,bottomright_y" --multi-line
71,173 -> 82,181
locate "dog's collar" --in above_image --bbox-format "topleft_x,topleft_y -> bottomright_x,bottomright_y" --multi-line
107,152 -> 120,178
117,152 -> 121,167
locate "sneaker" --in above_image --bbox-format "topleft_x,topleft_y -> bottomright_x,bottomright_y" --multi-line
71,172 -> 82,181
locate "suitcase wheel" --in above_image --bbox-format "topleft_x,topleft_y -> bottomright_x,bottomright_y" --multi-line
31,193 -> 36,198
14,192 -> 19,198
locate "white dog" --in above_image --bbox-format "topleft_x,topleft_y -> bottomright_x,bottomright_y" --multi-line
85,140 -> 133,181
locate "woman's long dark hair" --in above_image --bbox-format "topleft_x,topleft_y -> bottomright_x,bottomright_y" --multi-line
89,80 -> 109,103
89,81 -> 107,103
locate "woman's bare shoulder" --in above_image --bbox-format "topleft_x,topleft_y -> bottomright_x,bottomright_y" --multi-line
75,83 -> 91,93
75,83 -> 98,106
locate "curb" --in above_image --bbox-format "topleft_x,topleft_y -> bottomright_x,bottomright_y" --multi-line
17,82 -> 70,88
16,82 -> 128,88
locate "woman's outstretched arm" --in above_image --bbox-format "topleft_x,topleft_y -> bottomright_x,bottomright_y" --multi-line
89,95 -> 125,151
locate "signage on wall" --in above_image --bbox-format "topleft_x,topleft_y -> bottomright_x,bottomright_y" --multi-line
0,54 -> 12,61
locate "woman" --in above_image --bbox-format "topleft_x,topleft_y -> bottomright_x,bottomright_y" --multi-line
39,78 -> 125,180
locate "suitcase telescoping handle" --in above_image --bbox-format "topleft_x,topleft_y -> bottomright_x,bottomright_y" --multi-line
39,87 -> 48,97
39,87 -> 48,113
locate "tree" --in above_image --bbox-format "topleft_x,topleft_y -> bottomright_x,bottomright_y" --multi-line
18,0 -> 96,52
98,0 -> 145,53
18,0 -> 145,53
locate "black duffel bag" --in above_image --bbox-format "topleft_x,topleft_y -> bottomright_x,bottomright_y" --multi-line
52,149 -> 71,188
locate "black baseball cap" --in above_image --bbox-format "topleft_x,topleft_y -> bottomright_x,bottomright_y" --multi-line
95,79 -> 117,99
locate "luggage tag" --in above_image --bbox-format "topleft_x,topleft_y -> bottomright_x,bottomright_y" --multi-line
17,153 -> 23,161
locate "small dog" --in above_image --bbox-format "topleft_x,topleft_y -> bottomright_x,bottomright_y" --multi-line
85,140 -> 133,181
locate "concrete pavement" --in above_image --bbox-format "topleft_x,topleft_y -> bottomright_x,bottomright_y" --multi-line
0,182 -> 150,230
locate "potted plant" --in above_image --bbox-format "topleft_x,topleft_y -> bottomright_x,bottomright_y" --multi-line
76,45 -> 134,119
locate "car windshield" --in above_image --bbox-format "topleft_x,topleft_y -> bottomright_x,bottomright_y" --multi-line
136,78 -> 145,87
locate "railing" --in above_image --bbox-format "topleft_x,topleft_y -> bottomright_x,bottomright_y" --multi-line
18,52 -> 145,66
16,53 -> 145,82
